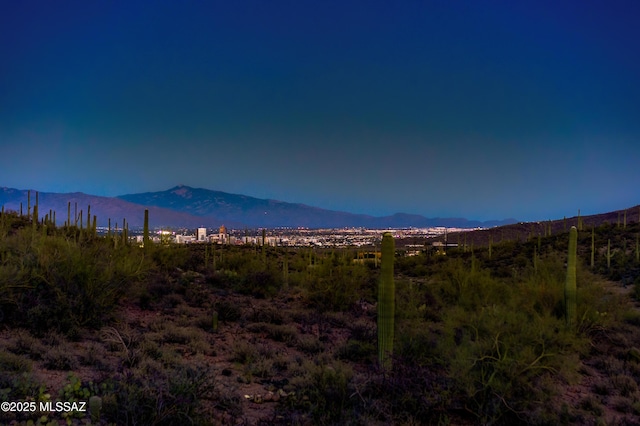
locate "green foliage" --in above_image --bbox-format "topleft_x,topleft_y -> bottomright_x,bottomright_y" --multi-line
387,235 -> 627,424
0,215 -> 149,334
59,374 -> 97,401
303,258 -> 372,311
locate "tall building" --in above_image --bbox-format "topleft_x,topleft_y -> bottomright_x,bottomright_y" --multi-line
197,227 -> 207,242
219,225 -> 228,244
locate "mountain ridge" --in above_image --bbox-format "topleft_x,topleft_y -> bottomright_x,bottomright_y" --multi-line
116,185 -> 517,228
1,185 -> 517,228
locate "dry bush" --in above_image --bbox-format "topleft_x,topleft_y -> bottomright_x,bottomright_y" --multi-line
43,346 -> 78,371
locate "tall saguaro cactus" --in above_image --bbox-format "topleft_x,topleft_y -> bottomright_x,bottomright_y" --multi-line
143,209 -> 150,247
577,209 -> 583,231
378,232 -> 395,370
590,226 -> 595,269
32,191 -> 39,228
565,226 -> 578,327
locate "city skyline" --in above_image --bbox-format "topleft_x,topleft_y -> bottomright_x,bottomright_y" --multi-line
2,1 -> 639,222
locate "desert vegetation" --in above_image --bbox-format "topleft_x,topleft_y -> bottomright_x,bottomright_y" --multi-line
1,203 -> 640,425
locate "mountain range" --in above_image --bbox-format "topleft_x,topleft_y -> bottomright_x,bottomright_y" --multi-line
0,185 -> 517,229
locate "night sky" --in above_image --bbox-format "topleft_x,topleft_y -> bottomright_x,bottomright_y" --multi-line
2,1 -> 639,222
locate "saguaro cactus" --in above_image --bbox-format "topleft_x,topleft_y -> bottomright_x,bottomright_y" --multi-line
32,191 -> 39,227
143,209 -> 150,247
378,232 -> 395,370
565,226 -> 577,327
577,209 -> 583,231
89,395 -> 102,423
590,226 -> 595,269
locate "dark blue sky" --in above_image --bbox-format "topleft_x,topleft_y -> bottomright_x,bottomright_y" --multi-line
1,1 -> 639,222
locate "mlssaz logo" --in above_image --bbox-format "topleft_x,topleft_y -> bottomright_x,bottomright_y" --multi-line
40,401 -> 87,412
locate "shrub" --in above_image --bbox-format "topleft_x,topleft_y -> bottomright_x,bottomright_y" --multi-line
246,323 -> 299,345
79,342 -> 109,369
106,363 -> 216,425
214,299 -> 243,322
296,336 -> 325,355
612,374 -> 639,397
0,350 -> 32,373
230,342 -> 258,365
335,340 -> 374,363
43,347 -> 79,371
238,269 -> 281,298
248,305 -> 286,324
7,332 -> 46,360
161,325 -> 196,345
287,361 -> 354,424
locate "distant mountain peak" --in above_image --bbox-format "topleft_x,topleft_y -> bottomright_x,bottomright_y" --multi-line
171,185 -> 192,198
